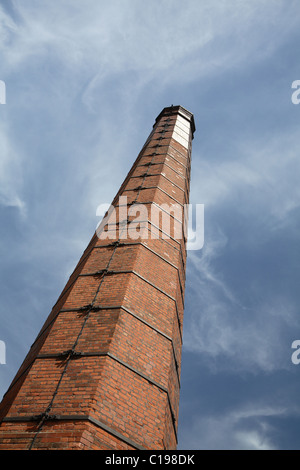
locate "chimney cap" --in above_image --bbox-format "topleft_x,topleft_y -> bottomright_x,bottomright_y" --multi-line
154,105 -> 196,137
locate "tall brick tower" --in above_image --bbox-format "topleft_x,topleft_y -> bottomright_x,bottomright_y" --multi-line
0,105 -> 195,450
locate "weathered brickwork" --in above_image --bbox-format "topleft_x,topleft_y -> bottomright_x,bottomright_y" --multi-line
0,106 -> 195,450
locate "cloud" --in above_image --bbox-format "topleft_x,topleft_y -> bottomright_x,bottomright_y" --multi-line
182,113 -> 300,373
183,221 -> 300,373
192,126 -> 300,215
2,1 -> 298,83
180,403 -> 289,450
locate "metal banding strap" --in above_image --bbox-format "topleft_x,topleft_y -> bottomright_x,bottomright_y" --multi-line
1,414 -> 146,450
3,350 -> 179,444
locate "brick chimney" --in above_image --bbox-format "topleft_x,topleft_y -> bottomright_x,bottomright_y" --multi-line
0,105 -> 195,450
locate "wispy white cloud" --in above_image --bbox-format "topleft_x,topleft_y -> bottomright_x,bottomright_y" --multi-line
2,1 -> 298,82
184,221 -> 299,373
192,127 -> 300,218
183,121 -> 300,375
180,403 -> 290,450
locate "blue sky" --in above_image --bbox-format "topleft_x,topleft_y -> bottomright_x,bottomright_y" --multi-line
1,0 -> 300,450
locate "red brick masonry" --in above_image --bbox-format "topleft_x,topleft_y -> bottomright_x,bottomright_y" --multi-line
0,106 -> 195,450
